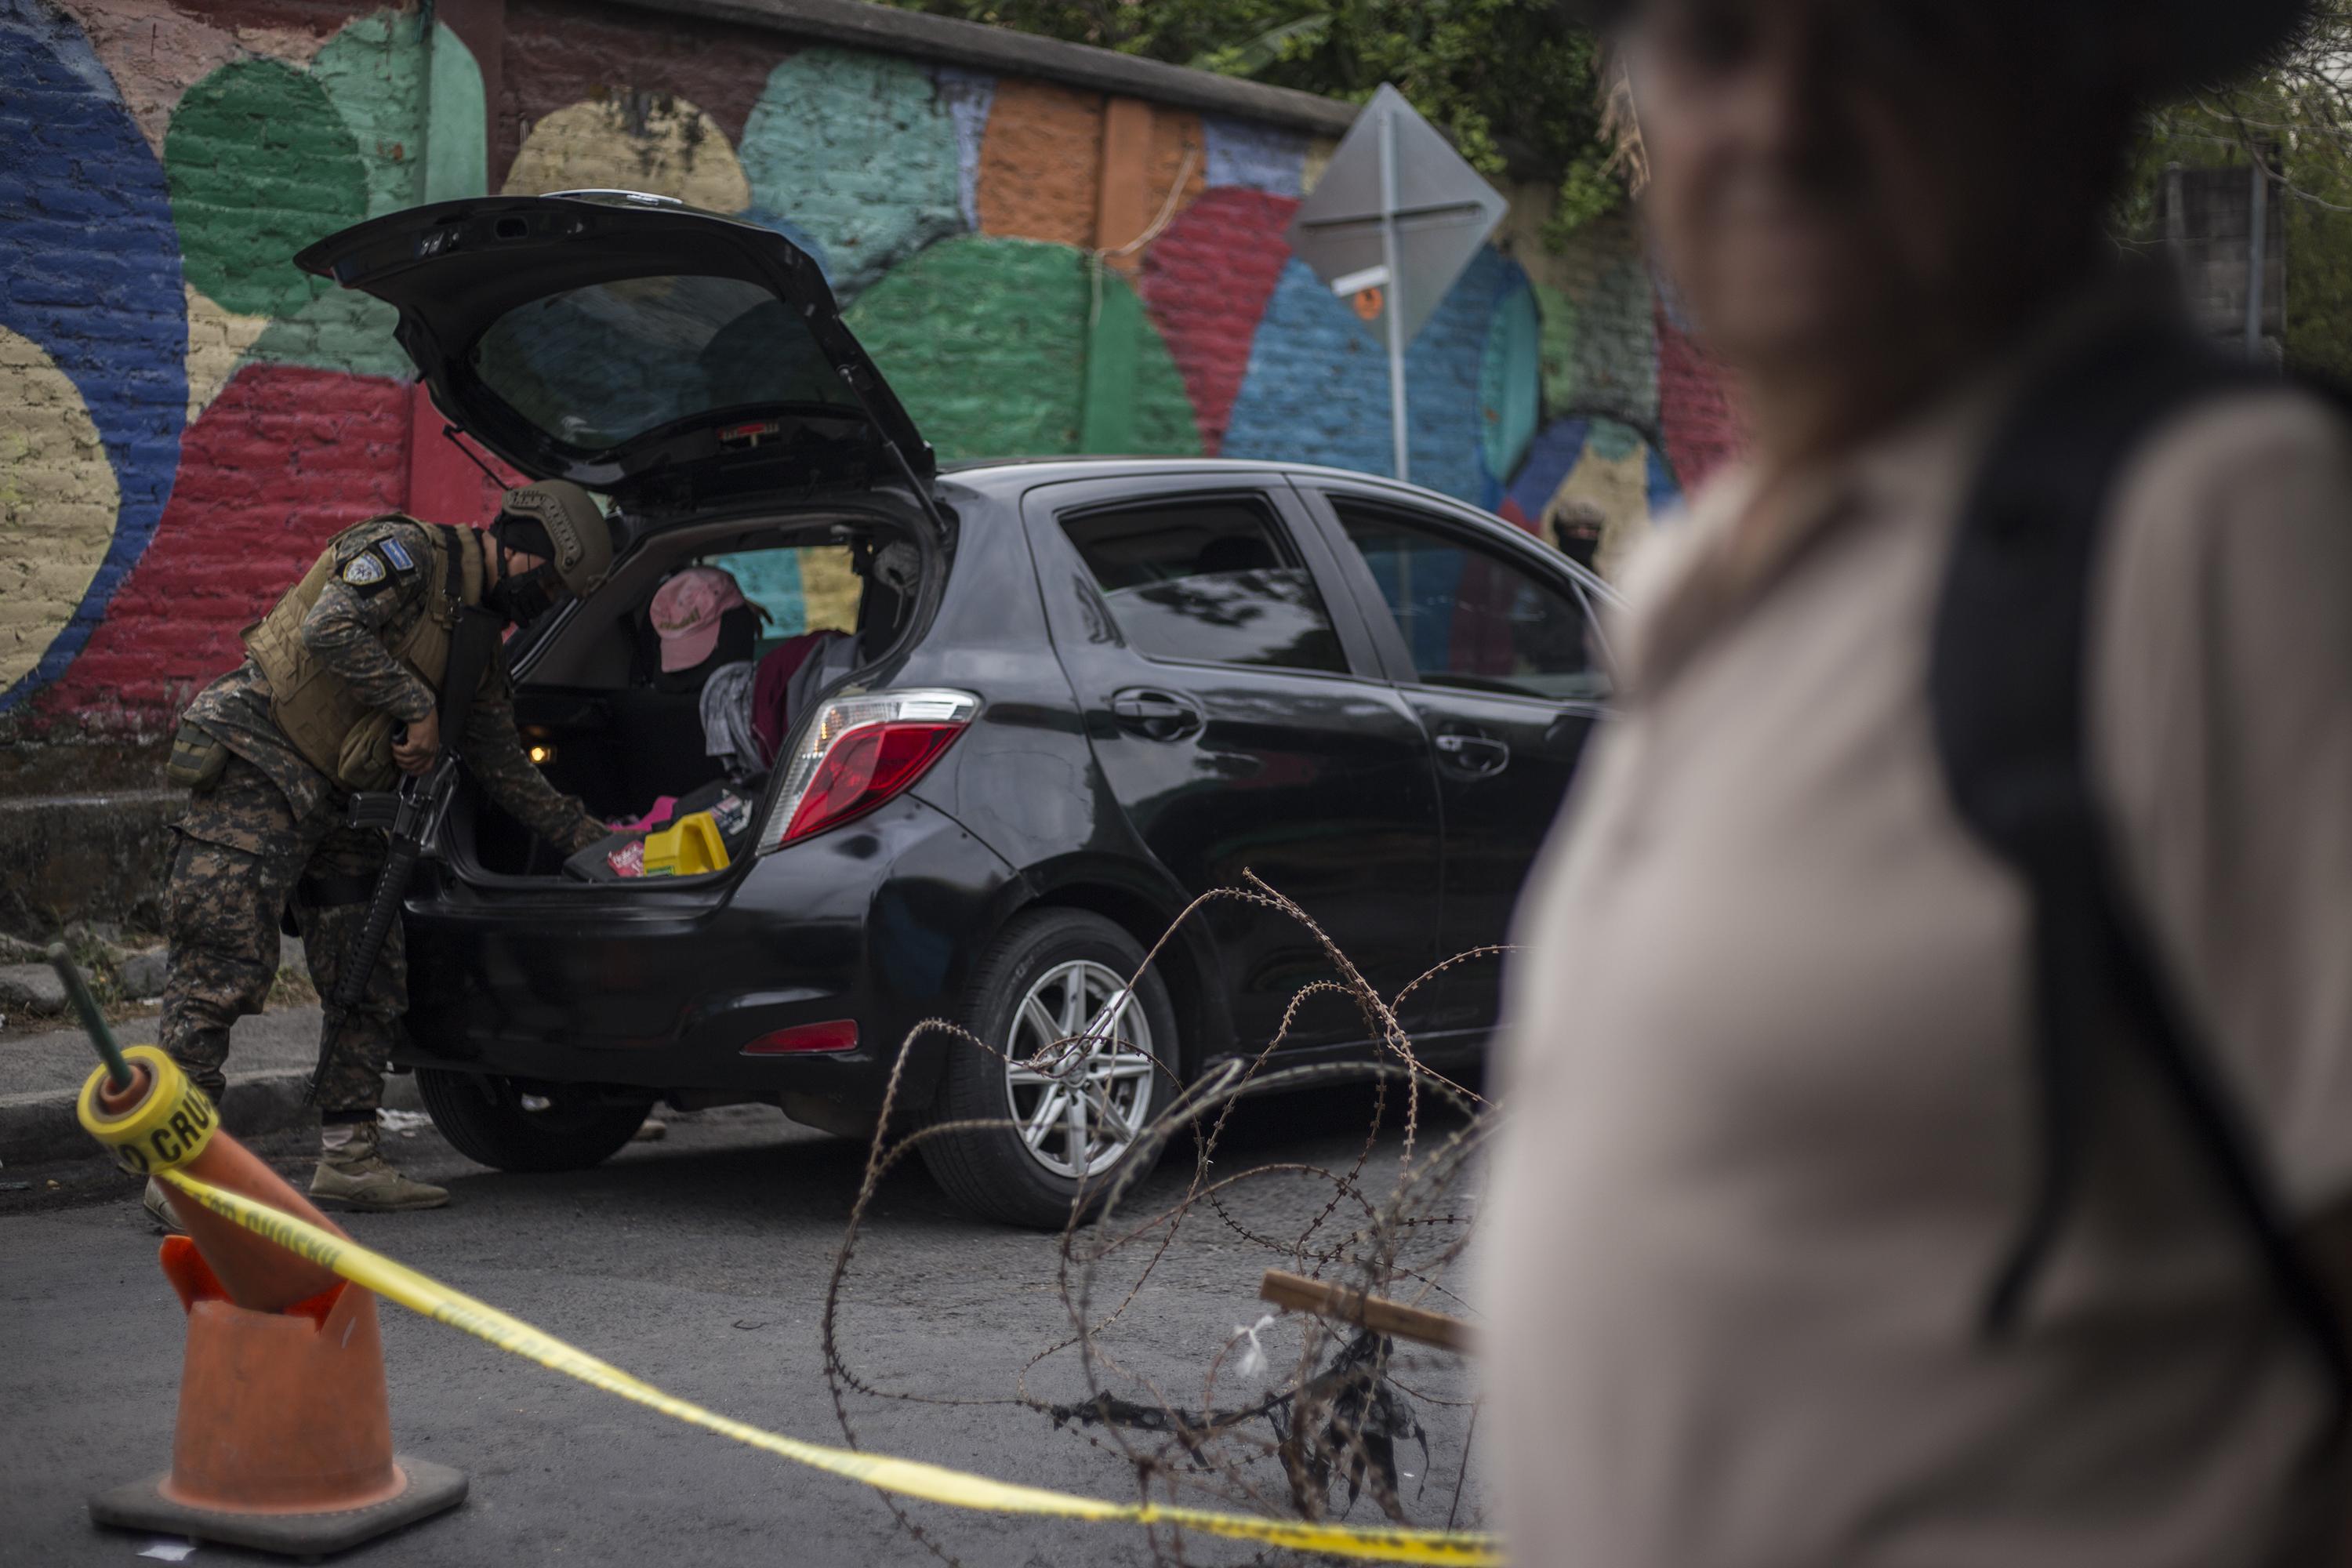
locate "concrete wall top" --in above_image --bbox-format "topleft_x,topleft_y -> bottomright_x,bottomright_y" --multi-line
615,0 -> 1363,134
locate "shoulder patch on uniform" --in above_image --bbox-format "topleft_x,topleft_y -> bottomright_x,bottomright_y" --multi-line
342,553 -> 387,587
378,538 -> 416,572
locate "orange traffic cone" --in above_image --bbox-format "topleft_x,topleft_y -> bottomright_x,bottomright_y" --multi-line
78,1046 -> 466,1555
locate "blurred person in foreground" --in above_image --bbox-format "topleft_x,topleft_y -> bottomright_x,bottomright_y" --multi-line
1481,0 -> 2352,1563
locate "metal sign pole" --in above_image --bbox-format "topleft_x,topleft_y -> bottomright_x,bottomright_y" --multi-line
2245,156 -> 2268,358
1377,98 -> 1410,483
1283,82 -> 1504,486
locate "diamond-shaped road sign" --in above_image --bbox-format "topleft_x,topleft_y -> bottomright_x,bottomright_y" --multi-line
1283,85 -> 1506,481
1286,84 -> 1508,347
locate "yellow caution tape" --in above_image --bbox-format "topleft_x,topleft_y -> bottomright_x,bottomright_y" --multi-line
158,1169 -> 1499,1566
78,1051 -> 217,1178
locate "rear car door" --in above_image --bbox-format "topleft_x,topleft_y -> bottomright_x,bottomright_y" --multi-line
1297,483 -> 1613,1036
1022,474 -> 1446,1058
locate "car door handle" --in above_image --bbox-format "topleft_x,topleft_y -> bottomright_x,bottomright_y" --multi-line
1435,731 -> 1510,776
1111,688 -> 1204,740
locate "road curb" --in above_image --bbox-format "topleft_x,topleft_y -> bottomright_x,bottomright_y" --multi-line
0,1069 -> 423,1167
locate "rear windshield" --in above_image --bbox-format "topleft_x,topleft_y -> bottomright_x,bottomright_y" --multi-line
469,275 -> 860,452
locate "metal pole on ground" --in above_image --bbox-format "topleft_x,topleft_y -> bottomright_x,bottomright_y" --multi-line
49,944 -> 131,1089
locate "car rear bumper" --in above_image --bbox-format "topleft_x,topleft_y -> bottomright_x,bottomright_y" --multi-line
396,794 -> 1018,1110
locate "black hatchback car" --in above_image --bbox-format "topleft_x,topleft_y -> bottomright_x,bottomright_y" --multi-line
302,192 -> 1618,1227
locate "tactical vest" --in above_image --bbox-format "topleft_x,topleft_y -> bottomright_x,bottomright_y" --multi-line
244,517 -> 486,790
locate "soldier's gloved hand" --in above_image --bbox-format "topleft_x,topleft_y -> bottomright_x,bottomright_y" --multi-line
392,710 -> 441,776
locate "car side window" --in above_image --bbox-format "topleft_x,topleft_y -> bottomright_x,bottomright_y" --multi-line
1058,497 -> 1348,675
1333,503 -> 1609,702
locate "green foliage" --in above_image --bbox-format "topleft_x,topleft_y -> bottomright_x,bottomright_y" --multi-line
2284,169 -> 2352,383
1546,147 -> 1625,245
876,0 -> 1621,239
2125,83 -> 2352,381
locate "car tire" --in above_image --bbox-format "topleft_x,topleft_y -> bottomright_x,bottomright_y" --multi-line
920,909 -> 1181,1229
416,1069 -> 652,1173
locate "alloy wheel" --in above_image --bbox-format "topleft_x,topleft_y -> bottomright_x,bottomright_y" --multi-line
1001,959 -> 1156,1180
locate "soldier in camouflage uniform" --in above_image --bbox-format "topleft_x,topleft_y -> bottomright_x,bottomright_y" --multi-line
150,483 -> 614,1227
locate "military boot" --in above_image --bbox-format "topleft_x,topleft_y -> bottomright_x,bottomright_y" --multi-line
309,1119 -> 449,1212
143,1177 -> 186,1235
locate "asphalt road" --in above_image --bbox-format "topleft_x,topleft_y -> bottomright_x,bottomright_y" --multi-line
0,1086 -> 1487,1567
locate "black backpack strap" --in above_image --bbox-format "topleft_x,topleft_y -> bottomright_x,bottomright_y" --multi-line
436,517 -> 466,615
1930,325 -> 2350,1421
434,524 -> 499,750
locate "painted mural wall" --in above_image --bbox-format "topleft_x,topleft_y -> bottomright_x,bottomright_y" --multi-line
1,0 -> 1742,735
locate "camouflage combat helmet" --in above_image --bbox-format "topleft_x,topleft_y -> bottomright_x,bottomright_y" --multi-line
496,480 -> 614,599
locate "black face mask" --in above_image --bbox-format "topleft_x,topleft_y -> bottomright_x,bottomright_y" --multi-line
485,561 -> 565,627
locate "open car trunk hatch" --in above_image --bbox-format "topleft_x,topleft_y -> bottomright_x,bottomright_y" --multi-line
445,509 -> 935,890
295,193 -> 934,503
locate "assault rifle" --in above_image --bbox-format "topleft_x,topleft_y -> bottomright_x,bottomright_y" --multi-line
305,599 -> 503,1105
305,749 -> 459,1103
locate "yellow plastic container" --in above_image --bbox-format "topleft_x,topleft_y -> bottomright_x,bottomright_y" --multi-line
640,811 -> 731,877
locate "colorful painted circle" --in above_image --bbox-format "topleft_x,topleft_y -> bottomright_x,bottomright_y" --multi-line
504,96 -> 752,214
0,327 -> 122,694
0,0 -> 187,712
165,58 -> 368,319
739,49 -> 964,300
844,236 -> 1199,463
1139,187 -> 1300,455
311,13 -> 430,218
1479,282 -> 1542,485
38,365 -> 412,717
1222,249 -> 1512,503
1501,415 -> 1684,579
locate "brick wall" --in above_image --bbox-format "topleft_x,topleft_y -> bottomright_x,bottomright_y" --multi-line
2,0 -> 1741,739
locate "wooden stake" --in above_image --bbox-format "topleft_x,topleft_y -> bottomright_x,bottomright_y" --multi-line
1258,1269 -> 1474,1352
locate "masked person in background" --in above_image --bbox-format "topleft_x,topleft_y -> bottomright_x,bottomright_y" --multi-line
151,483 -> 615,1227
1483,0 -> 2352,1563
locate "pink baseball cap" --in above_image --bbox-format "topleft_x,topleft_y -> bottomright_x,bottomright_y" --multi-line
649,567 -> 746,672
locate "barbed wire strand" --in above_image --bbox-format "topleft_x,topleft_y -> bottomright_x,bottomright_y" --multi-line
818,873 -> 1510,1565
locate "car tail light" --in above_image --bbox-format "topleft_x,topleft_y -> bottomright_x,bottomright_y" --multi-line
742,1020 -> 859,1054
759,688 -> 979,851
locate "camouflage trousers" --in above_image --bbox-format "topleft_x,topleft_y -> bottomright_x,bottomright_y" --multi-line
162,752 -> 402,1117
